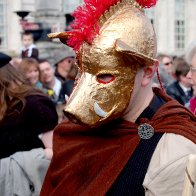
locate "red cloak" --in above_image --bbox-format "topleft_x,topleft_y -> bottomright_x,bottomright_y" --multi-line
41,88 -> 196,196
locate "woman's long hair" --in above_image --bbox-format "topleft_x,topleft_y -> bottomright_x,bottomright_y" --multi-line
0,63 -> 44,121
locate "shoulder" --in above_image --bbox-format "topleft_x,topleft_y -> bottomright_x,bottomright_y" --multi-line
61,80 -> 75,96
150,133 -> 196,168
25,95 -> 58,133
25,94 -> 54,107
143,133 -> 196,195
166,81 -> 179,92
25,94 -> 57,117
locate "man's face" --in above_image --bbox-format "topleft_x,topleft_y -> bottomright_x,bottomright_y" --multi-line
162,56 -> 173,74
39,61 -> 55,84
187,53 -> 196,87
57,57 -> 74,79
22,35 -> 34,48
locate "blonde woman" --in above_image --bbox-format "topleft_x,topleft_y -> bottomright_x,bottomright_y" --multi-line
0,53 -> 58,159
0,52 -> 58,195
19,57 -> 43,89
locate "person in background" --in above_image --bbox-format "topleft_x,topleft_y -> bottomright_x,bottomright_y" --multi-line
41,0 -> 196,195
0,52 -> 58,195
186,41 -> 196,114
21,31 -> 39,59
166,58 -> 193,106
63,61 -> 78,96
54,48 -> 77,96
0,52 -> 58,159
153,54 -> 176,88
54,47 -> 75,83
189,86 -> 196,114
157,54 -> 174,76
163,55 -> 173,74
172,56 -> 184,72
55,61 -> 78,122
18,57 -> 42,89
10,57 -> 22,69
39,59 -> 66,104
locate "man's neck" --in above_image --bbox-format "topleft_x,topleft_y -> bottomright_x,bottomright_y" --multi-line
45,77 -> 56,90
122,86 -> 154,123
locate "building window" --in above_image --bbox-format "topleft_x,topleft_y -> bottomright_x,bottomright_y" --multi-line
175,0 -> 185,51
0,0 -> 7,48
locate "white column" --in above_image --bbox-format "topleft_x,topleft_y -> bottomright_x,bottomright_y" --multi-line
155,0 -> 175,55
64,0 -> 82,13
6,0 -> 22,54
35,0 -> 65,32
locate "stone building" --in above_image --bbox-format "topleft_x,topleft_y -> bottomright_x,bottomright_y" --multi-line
0,0 -> 82,60
0,0 -> 196,58
146,0 -> 196,56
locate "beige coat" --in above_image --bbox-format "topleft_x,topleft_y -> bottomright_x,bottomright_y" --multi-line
143,133 -> 196,196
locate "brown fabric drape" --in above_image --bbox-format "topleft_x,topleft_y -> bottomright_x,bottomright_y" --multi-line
41,88 -> 196,196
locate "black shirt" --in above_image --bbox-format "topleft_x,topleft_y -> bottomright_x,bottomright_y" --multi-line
0,95 -> 58,159
107,94 -> 166,195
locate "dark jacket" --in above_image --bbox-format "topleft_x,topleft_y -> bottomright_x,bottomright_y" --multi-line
21,48 -> 39,60
166,81 -> 193,105
0,95 -> 58,159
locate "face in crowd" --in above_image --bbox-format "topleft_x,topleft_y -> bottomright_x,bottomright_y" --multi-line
39,61 -> 55,85
187,53 -> 196,92
162,56 -> 173,74
57,57 -> 75,79
25,65 -> 39,85
19,58 -> 40,85
22,34 -> 34,48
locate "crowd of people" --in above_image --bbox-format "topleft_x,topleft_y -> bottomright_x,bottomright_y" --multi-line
0,31 -> 77,195
0,0 -> 196,195
153,53 -> 195,111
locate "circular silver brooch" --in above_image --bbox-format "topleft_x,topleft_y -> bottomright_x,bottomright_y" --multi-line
138,123 -> 154,139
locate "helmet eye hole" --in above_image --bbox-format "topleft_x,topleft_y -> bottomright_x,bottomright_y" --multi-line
97,74 -> 115,84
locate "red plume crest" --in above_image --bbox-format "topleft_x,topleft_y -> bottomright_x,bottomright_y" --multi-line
136,0 -> 157,8
67,0 -> 157,51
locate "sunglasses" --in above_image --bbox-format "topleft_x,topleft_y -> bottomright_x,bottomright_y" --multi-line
164,61 -> 173,66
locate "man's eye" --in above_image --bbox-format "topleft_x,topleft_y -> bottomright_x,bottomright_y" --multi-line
97,74 -> 115,84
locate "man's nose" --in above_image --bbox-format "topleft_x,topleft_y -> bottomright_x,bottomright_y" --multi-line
186,70 -> 192,79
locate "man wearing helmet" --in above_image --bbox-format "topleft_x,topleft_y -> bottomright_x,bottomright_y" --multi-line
41,0 -> 196,195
